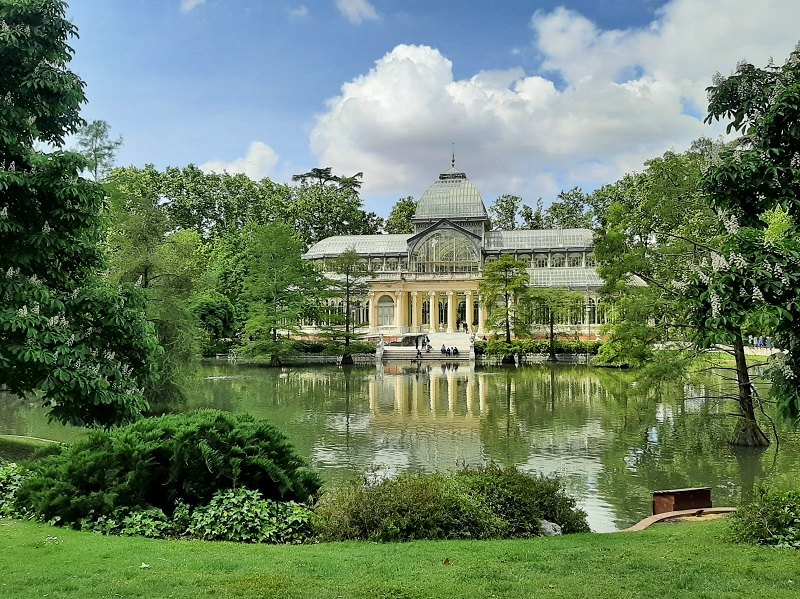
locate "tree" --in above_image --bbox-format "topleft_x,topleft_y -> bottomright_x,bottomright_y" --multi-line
682,46 -> 800,444
489,195 -> 522,230
478,255 -> 529,349
289,183 -> 383,247
239,222 -> 323,364
324,249 -> 371,364
385,196 -> 417,234
545,187 -> 593,229
520,199 -> 546,229
74,119 -> 122,181
0,0 -> 160,427
105,176 -> 207,407
520,287 -> 583,362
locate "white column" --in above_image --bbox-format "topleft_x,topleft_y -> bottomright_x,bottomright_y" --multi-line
447,291 -> 456,333
429,291 -> 438,334
465,291 -> 474,333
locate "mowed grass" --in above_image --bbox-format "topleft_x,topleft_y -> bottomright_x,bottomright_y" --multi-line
1,518 -> 797,599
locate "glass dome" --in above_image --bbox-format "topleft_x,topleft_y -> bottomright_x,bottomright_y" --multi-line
413,168 -> 489,220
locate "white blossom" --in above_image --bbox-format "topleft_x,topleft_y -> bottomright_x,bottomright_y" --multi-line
752,286 -> 764,302
709,290 -> 721,318
711,253 -> 729,272
728,253 -> 747,268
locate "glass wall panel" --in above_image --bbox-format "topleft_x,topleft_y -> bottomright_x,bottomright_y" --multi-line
411,230 -> 479,273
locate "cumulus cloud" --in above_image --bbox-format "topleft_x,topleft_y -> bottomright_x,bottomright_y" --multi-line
310,0 -> 800,209
180,0 -> 205,13
336,0 -> 378,24
200,141 -> 280,181
288,4 -> 309,18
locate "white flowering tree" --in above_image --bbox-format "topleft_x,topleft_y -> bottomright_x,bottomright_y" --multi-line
682,46 -> 800,445
0,0 -> 161,426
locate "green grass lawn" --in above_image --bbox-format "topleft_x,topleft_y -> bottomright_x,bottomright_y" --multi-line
1,518 -> 797,599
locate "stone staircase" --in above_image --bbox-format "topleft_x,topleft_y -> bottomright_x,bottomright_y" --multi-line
380,332 -> 473,361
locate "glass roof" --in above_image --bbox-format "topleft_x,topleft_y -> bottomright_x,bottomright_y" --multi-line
486,229 -> 594,250
528,267 -> 604,289
413,168 -> 489,220
304,234 -> 410,258
528,267 -> 645,289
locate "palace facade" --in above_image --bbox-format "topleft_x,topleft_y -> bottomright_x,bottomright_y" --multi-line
303,165 -> 617,338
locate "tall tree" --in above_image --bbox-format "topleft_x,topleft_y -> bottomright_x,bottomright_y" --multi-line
0,0 -> 160,427
683,46 -> 800,443
478,255 -> 529,345
324,249 -> 371,363
74,119 -> 122,181
545,187 -> 593,229
519,287 -> 583,362
239,222 -> 323,364
489,194 -> 522,230
385,196 -> 417,234
520,199 -> 546,229
289,183 -> 383,247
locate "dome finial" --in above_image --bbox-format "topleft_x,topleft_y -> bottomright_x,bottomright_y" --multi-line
451,141 -> 455,168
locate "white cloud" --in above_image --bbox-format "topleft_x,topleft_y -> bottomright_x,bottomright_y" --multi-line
310,0 -> 800,211
200,141 -> 280,181
335,0 -> 378,24
288,4 -> 309,18
180,0 -> 205,14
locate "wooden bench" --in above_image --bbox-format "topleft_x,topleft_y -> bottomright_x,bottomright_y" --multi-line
652,487 -> 712,515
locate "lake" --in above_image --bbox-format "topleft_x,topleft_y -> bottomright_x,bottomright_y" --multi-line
2,360 -> 799,532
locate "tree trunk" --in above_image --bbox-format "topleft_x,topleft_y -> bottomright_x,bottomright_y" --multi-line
730,331 -> 770,447
546,312 -> 558,362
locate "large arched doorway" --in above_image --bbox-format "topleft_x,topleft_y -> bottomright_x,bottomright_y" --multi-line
377,295 -> 394,326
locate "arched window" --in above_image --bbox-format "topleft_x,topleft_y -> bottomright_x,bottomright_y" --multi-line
371,258 -> 383,272
411,230 -> 479,273
377,295 -> 394,326
533,254 -> 549,268
586,253 -> 596,267
551,253 -> 565,267
387,258 -> 398,271
568,253 -> 582,267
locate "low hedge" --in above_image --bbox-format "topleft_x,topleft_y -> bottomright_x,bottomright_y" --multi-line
314,466 -> 588,542
476,339 -> 602,357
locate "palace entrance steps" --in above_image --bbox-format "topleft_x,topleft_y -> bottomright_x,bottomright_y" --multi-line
380,332 -> 473,361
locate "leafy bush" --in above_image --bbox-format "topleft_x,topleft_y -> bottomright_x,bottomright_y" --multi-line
314,467 -> 588,542
456,465 -> 589,534
15,410 -> 321,527
0,462 -> 25,518
189,489 -> 314,543
315,472 -> 506,542
478,339 -> 602,358
731,488 -> 800,549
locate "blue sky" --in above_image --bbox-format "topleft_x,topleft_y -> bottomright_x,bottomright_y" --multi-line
66,0 -> 800,217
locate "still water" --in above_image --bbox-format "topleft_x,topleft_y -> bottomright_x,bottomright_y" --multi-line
2,361 -> 799,531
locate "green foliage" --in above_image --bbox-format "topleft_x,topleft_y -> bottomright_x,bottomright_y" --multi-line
15,410 -> 321,527
314,468 -> 587,542
384,196 -> 417,234
456,465 -> 590,535
73,119 -> 122,181
0,462 -> 24,518
239,222 -> 323,360
730,488 -> 800,549
315,472 -> 505,542
322,249 -> 372,349
0,0 -> 161,427
477,338 -> 601,358
479,255 -> 530,343
188,489 -> 314,544
489,194 -> 522,230
544,187 -> 593,228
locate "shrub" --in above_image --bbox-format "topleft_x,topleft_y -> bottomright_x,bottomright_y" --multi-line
0,462 -> 25,518
731,488 -> 800,549
189,488 -> 314,543
15,410 -> 321,527
315,472 -> 506,542
456,465 -> 590,534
